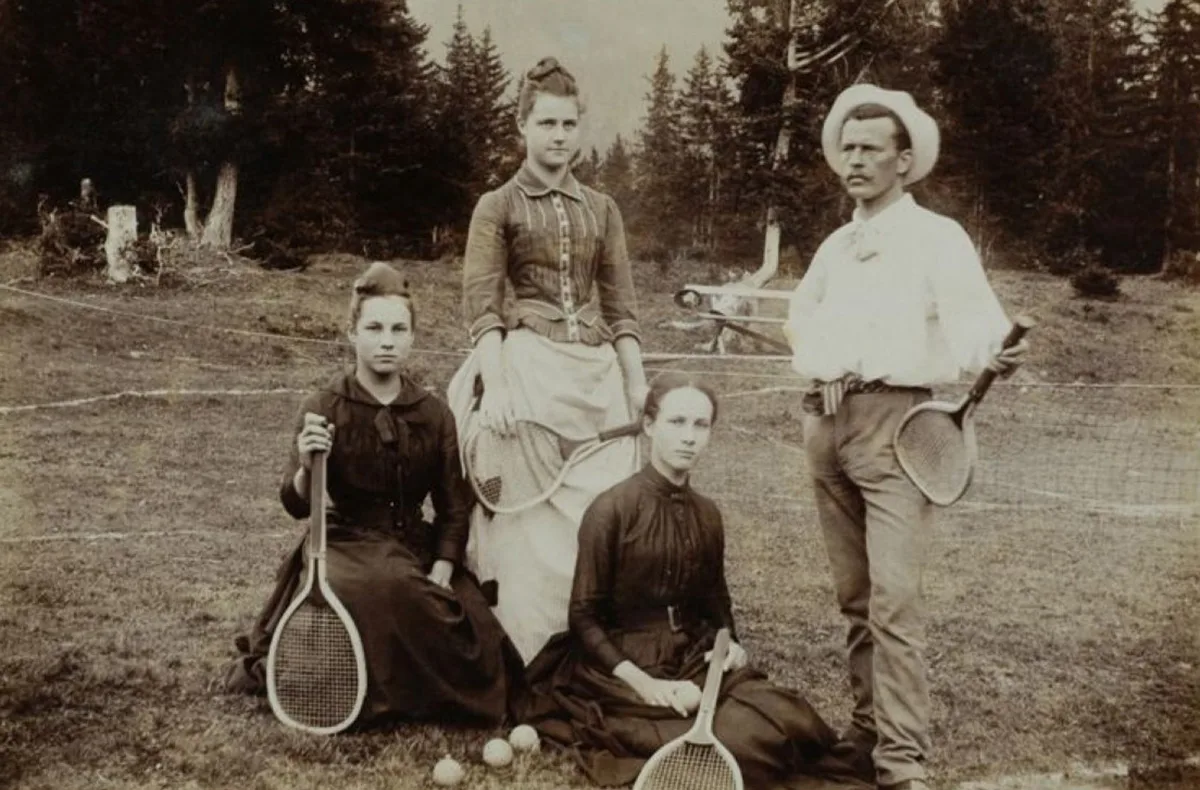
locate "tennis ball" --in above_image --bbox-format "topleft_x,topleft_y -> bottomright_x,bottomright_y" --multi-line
508,724 -> 540,752
482,737 -> 514,767
432,754 -> 465,786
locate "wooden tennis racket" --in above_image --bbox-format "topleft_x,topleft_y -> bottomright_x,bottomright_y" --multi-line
463,418 -> 642,514
266,451 -> 367,734
894,317 -> 1035,506
632,628 -> 744,790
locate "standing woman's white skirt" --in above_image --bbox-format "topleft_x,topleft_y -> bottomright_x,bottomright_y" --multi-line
447,329 -> 638,663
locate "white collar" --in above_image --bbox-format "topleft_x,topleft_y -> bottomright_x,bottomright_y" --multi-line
851,192 -> 917,232
845,194 -> 918,261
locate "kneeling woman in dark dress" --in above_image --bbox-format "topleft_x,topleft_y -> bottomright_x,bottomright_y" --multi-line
223,261 -> 524,728
521,372 -> 864,788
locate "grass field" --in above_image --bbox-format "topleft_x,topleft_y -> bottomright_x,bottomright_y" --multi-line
1,246 -> 1198,790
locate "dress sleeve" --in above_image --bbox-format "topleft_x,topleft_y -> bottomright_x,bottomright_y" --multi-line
462,190 -> 510,345
700,502 -> 739,641
429,401 -> 471,565
596,195 -> 641,343
279,391 -> 326,520
568,492 -> 628,672
929,221 -> 1011,376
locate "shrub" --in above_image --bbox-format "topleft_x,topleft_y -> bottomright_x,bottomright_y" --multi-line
1070,264 -> 1122,300
36,205 -> 105,276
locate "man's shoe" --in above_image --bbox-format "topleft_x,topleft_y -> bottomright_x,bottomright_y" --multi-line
831,729 -> 877,783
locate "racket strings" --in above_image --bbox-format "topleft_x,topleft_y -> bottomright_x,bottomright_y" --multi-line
465,422 -> 581,511
272,603 -> 360,729
640,744 -> 739,790
895,411 -> 971,501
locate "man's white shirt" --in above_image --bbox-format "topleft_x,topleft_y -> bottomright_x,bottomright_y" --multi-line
785,194 -> 1011,387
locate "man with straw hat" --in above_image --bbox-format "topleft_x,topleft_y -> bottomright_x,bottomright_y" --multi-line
784,85 -> 1029,790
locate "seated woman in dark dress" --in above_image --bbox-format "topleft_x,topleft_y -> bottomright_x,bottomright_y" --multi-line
223,261 -> 524,728
521,372 -> 865,788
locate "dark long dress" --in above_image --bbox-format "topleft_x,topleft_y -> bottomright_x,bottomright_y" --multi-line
521,465 -> 865,788
223,370 -> 524,727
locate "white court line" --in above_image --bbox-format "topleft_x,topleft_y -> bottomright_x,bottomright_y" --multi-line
0,529 -> 294,544
722,386 -> 806,399
951,755 -> 1200,790
982,479 -> 1198,515
0,283 -> 465,358
728,423 -> 806,454
6,284 -> 1200,388
0,387 -> 305,415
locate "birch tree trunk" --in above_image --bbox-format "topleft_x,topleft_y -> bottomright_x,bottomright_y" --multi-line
200,65 -> 241,249
181,77 -> 204,240
183,171 -> 203,240
104,206 -> 138,283
747,0 -> 798,289
201,162 -> 238,249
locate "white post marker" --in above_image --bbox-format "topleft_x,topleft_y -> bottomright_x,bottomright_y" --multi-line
103,205 -> 138,284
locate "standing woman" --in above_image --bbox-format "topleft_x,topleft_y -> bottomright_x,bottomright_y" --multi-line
224,261 -> 524,728
520,373 -> 863,788
447,57 -> 647,664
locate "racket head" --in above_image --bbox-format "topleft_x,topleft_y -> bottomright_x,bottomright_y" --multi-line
266,581 -> 368,735
266,451 -> 367,735
632,739 -> 743,790
463,420 -> 636,514
462,423 -> 510,509
893,401 -> 978,506
632,627 -> 743,790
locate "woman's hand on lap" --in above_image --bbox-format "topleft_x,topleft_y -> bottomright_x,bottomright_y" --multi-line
427,560 -> 454,589
634,677 -> 700,717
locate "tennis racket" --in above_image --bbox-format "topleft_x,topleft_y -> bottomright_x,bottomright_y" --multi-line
266,451 -> 367,734
633,628 -> 743,790
893,316 -> 1035,506
463,417 -> 642,514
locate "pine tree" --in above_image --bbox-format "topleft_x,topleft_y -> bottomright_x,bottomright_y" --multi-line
1041,0 -> 1163,270
427,4 -> 477,233
0,0 -> 449,253
599,134 -> 636,212
261,0 -> 439,249
633,47 -> 685,248
474,27 -> 517,189
721,0 -> 937,259
1152,0 -> 1200,275
574,147 -> 602,185
932,0 -> 1060,243
678,46 -> 731,251
430,9 -> 515,241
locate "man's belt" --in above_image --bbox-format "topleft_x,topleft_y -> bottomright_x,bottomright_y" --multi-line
803,375 -> 931,416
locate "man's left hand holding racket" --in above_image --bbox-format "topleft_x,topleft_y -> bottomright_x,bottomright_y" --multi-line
986,334 -> 1030,376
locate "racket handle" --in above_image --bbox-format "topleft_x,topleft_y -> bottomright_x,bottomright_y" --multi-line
674,288 -> 702,309
309,451 -> 327,556
598,421 -> 644,443
968,316 -> 1035,403
698,628 -> 731,717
